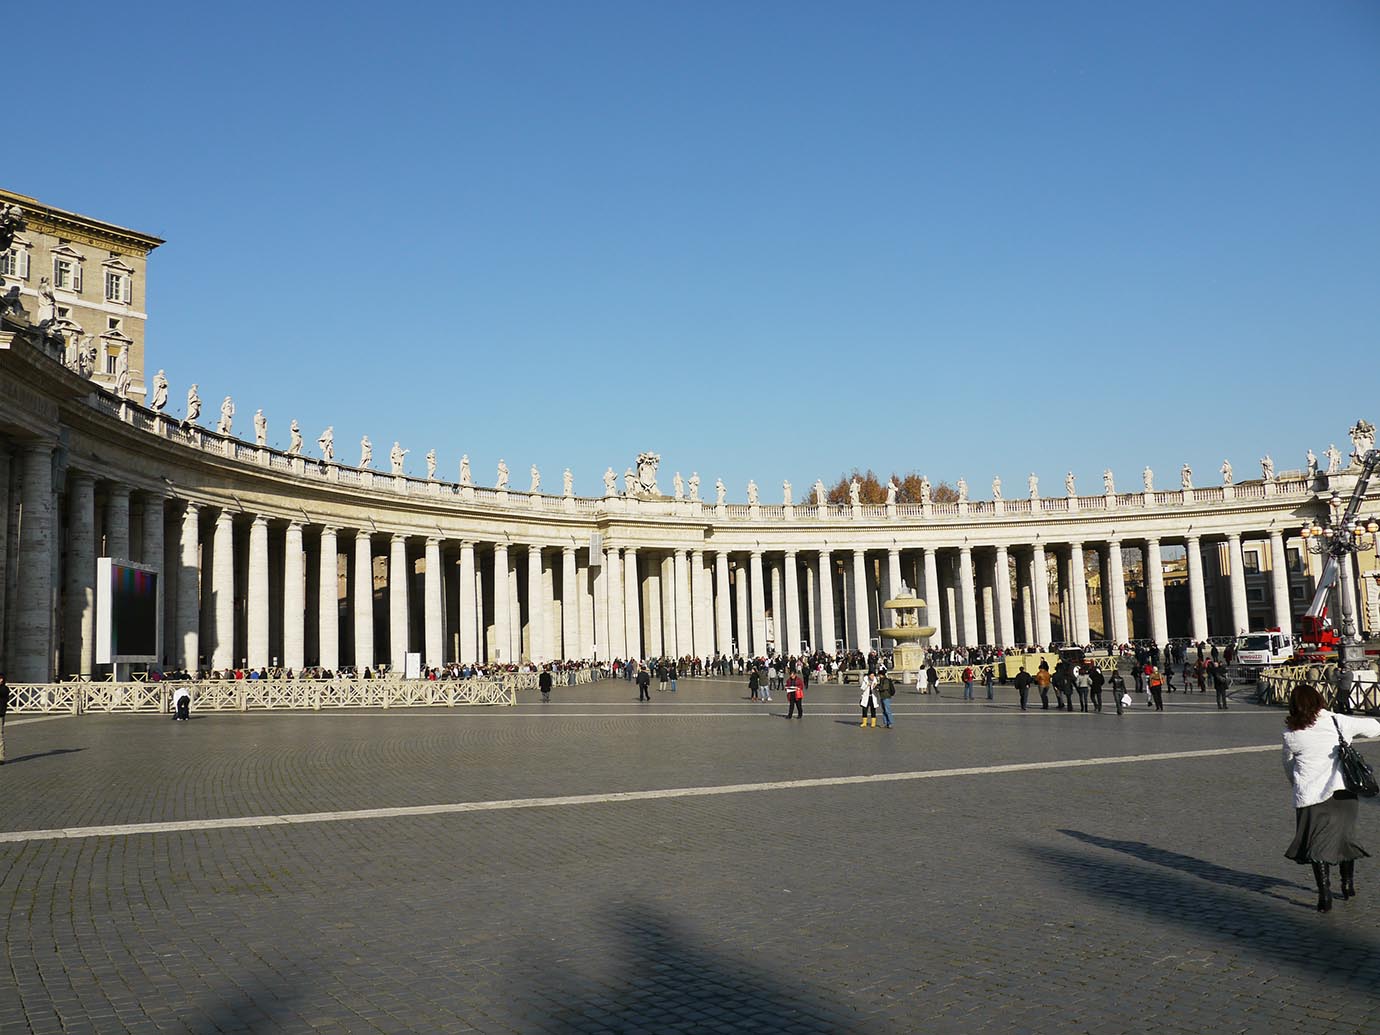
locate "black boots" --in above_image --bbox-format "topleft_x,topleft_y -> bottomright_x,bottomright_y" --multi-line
1340,861 -> 1356,900
1313,863 -> 1333,912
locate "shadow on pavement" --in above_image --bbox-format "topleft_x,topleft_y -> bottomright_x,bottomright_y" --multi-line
0,747 -> 84,766
534,900 -> 880,1032
1060,829 -> 1311,898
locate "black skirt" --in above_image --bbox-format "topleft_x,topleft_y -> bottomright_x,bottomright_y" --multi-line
1285,791 -> 1371,865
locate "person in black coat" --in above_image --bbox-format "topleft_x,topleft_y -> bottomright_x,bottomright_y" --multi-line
1014,666 -> 1033,711
636,665 -> 651,701
539,667 -> 553,703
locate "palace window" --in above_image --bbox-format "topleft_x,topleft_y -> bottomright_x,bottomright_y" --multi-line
0,242 -> 29,279
104,269 -> 131,303
1243,550 -> 1260,575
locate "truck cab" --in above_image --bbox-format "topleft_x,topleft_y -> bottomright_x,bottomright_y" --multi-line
1235,629 -> 1293,677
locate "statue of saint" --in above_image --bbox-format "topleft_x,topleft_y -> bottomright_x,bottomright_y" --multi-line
184,385 -> 202,426
991,475 -> 1002,501
1142,466 -> 1153,492
496,459 -> 509,489
0,203 -> 25,254
1180,464 -> 1193,490
1260,454 -> 1274,481
1326,443 -> 1343,474
920,475 -> 931,504
1220,458 -> 1233,485
425,449 -> 437,480
81,341 -> 98,379
318,426 -> 334,461
814,479 -> 827,506
288,420 -> 303,455
715,478 -> 726,505
747,480 -> 759,506
459,454 -> 472,485
1102,468 -> 1114,494
359,436 -> 373,468
563,468 -> 573,497
529,464 -> 540,494
673,472 -> 684,500
886,478 -> 898,505
114,345 -> 131,399
783,480 -> 793,505
1028,472 -> 1039,499
36,277 -> 56,326
150,370 -> 169,411
624,468 -> 636,495
390,442 -> 408,475
603,467 -> 617,495
1306,449 -> 1318,479
688,472 -> 700,501
253,409 -> 267,446
1064,471 -> 1075,497
217,396 -> 234,436
957,477 -> 968,503
849,478 -> 861,506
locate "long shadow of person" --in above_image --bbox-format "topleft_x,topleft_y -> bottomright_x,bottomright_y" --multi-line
0,747 -> 84,766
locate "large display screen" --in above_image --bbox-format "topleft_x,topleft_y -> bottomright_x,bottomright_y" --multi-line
96,558 -> 160,664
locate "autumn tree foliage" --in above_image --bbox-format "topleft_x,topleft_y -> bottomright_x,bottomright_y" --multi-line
813,469 -> 959,505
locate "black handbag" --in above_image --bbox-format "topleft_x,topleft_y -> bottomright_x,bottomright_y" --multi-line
1333,716 -> 1380,798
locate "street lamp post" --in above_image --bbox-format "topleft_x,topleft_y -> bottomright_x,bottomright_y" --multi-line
1300,488 -> 1379,709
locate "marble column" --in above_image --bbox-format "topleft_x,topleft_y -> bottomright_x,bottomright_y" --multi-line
818,549 -> 837,654
958,546 -> 978,647
105,484 -> 131,560
591,550 -> 608,662
850,549 -> 869,651
177,503 -> 200,671
784,550 -> 801,656
921,548 -> 941,647
247,516 -> 270,669
492,542 -> 511,663
1031,542 -> 1053,646
1145,539 -> 1168,645
1269,530 -> 1292,632
1017,552 -> 1035,645
770,558 -> 783,652
63,472 -> 96,678
457,541 -> 477,663
734,562 -> 749,654
994,545 -> 1015,649
211,510 -> 235,671
508,559 -> 521,662
1106,540 -> 1128,645
424,537 -> 443,668
655,555 -> 672,656
748,550 -> 767,655
13,444 -> 55,682
1185,535 -> 1208,642
605,546 -> 625,660
140,494 -> 165,568
804,563 -> 817,651
579,557 -> 595,660
623,547 -> 641,659
318,526 -> 340,671
1226,532 -> 1250,636
715,551 -> 733,655
979,565 -> 995,646
353,531 -> 375,670
562,544 -> 579,660
1070,541 -> 1090,647
282,522 -> 305,671
386,534 -> 409,668
691,549 -> 711,658
886,548 -> 903,606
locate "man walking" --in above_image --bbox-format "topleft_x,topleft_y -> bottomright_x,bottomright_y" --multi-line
636,664 -> 651,701
1014,665 -> 1032,711
878,667 -> 896,728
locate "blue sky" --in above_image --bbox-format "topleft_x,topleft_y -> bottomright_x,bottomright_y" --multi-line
11,1 -> 1379,498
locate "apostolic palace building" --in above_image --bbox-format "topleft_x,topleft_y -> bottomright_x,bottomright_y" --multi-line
1,190 -> 1377,684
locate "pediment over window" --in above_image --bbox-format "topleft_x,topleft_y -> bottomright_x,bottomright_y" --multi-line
101,256 -> 136,274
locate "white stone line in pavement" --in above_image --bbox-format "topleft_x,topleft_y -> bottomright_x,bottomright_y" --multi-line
5,714 -> 82,726
0,743 -> 1280,845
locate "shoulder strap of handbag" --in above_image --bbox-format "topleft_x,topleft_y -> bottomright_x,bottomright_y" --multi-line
1333,714 -> 1349,747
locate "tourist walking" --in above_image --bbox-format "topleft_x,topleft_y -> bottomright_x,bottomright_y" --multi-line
636,665 -> 651,701
1089,666 -> 1104,713
1014,666 -> 1033,711
1074,666 -> 1092,712
859,672 -> 879,728
927,661 -> 940,697
878,668 -> 896,728
748,668 -> 760,700
1283,682 -> 1380,911
539,667 -> 553,703
786,668 -> 805,718
1147,665 -> 1165,711
1109,669 -> 1127,716
1035,661 -> 1052,710
962,664 -> 975,701
1211,662 -> 1231,710
983,664 -> 994,701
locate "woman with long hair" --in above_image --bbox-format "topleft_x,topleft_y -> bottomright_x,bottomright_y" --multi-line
1283,682 -> 1380,911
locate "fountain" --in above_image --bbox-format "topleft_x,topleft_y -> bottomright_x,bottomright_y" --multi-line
878,585 -> 937,681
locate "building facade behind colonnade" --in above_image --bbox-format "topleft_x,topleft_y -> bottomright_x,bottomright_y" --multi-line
1,194 -> 1377,683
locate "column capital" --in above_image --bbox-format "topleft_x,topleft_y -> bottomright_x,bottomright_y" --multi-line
215,509 -> 234,526
317,522 -> 337,535
286,518 -> 304,531
425,534 -> 440,546
251,513 -> 269,528
390,531 -> 409,544
561,542 -> 577,556
1227,530 -> 1243,543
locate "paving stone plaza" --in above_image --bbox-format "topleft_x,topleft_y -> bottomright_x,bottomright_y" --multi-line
3,678 -> 1379,1034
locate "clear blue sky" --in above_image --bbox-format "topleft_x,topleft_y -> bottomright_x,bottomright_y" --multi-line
12,1 -> 1379,498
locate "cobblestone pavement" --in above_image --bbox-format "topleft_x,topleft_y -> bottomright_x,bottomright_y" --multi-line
2,677 -> 1378,1033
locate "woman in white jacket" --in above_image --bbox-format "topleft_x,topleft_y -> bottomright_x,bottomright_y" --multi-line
858,673 -> 879,729
1282,682 -> 1380,912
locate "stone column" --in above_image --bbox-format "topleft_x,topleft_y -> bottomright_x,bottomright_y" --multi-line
63,472 -> 96,678
804,563 -> 818,651
424,536 -> 443,668
318,526 -> 340,671
492,542 -> 511,663
1268,530 -> 1292,632
715,551 -> 733,655
1070,541 -> 1090,646
850,549 -> 869,651
457,541 -> 477,663
734,561 -> 749,654
140,493 -> 165,568
389,534 -> 410,668
579,557 -> 595,660
749,550 -> 768,655
353,531 -> 375,670
1106,540 -> 1128,645
979,565 -> 996,646
666,549 -> 685,658
604,546 -> 624,660
921,548 -> 941,646
1226,532 -> 1250,636
247,515 -> 270,669
177,503 -> 201,671
13,445 -> 55,682
886,548 -> 903,607
958,545 -> 978,647
1017,553 -> 1034,645
1031,542 -> 1053,646
994,545 -> 1014,649
1145,539 -> 1168,645
562,544 -> 579,660
1185,535 -> 1209,642
623,547 -> 641,659
508,559 -> 521,662
784,550 -> 801,656
769,558 -> 783,652
691,549 -> 711,658
105,484 -> 131,559
282,522 -> 305,671
211,510 -> 235,671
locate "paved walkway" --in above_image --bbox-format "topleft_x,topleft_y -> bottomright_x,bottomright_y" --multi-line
1,677 -> 1377,1033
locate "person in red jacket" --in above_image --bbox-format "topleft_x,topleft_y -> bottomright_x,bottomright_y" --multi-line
785,667 -> 805,719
